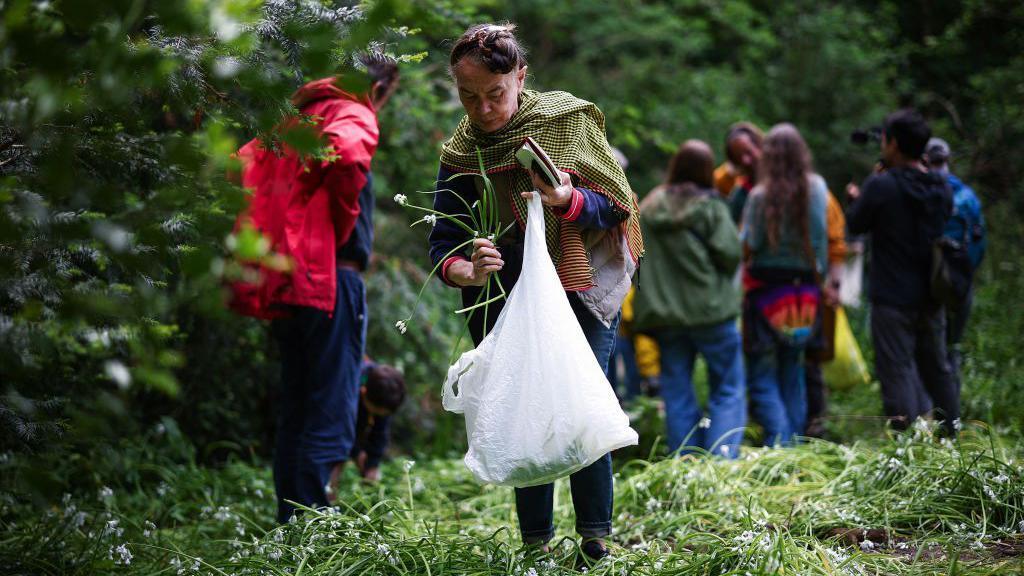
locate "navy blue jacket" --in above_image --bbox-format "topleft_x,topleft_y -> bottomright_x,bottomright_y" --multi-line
337,172 -> 374,270
427,165 -> 625,343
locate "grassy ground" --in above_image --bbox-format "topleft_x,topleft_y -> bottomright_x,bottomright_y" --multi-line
3,419 -> 1023,575
4,206 -> 1021,575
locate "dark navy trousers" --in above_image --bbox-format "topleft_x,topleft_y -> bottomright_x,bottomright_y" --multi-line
271,268 -> 367,523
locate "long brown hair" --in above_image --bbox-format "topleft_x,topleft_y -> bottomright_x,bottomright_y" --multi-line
758,123 -> 813,262
664,139 -> 714,195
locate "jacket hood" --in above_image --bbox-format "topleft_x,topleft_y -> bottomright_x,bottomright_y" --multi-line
292,77 -> 371,110
892,166 -> 948,203
641,185 -> 716,231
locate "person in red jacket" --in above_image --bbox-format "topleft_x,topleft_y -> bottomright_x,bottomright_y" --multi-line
231,52 -> 398,522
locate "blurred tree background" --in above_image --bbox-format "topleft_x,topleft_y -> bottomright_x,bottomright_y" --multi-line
1,0 -> 1022,504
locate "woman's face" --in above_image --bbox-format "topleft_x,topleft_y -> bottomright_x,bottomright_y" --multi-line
453,58 -> 526,133
728,134 -> 761,176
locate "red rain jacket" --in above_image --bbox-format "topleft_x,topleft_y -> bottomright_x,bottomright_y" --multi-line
229,78 -> 379,318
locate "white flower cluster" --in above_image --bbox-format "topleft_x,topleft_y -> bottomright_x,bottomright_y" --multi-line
109,543 -> 132,566
103,518 -> 123,539
395,320 -> 407,334
393,194 -> 408,206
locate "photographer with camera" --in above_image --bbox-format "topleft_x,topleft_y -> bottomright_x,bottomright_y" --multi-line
846,110 -> 959,435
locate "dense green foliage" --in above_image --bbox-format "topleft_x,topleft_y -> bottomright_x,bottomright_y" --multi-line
1,0 -> 1023,573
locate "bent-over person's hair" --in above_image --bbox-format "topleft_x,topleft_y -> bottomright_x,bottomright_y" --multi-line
365,364 -> 406,413
449,23 -> 528,76
758,123 -> 813,260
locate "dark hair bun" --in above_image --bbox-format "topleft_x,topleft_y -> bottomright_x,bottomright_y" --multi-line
450,23 -> 527,76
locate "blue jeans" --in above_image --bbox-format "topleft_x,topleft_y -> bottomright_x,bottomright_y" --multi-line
654,321 -> 746,459
607,334 -> 643,401
747,344 -> 805,446
271,268 -> 367,523
514,293 -> 619,544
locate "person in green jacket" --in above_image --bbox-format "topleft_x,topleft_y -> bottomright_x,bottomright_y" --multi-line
633,140 -> 746,459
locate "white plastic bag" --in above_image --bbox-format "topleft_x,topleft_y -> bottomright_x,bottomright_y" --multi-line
442,193 -> 638,488
839,250 -> 864,308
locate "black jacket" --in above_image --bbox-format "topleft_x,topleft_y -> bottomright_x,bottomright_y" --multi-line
846,167 -> 952,309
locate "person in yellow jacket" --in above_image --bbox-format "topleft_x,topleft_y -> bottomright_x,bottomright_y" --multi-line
610,288 -> 661,399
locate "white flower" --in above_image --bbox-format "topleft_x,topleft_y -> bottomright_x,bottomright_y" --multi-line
698,417 -> 711,429
404,460 -> 416,472
103,519 -> 123,538
214,506 -> 233,521
71,511 -> 87,529
734,530 -> 755,545
109,543 -> 132,565
719,445 -> 730,456
993,474 -> 1009,484
984,485 -> 997,500
646,497 -> 661,512
860,538 -> 875,551
422,214 -> 437,226
143,521 -> 156,538
826,547 -> 850,564
395,320 -> 407,334
104,360 -> 132,389
99,486 -> 114,500
953,418 -> 963,432
393,194 -> 408,206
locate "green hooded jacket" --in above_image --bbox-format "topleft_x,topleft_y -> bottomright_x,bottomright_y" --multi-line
633,186 -> 742,332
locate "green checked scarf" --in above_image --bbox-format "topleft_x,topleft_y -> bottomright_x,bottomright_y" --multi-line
440,90 -> 643,291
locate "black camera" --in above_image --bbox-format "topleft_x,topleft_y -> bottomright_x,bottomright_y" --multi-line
850,126 -> 882,145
